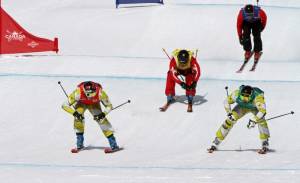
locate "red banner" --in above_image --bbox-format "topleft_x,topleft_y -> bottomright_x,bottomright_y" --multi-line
0,7 -> 58,54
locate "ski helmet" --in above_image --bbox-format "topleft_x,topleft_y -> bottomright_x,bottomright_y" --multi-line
240,85 -> 253,102
241,85 -> 253,97
177,50 -> 189,64
244,4 -> 254,16
83,81 -> 97,97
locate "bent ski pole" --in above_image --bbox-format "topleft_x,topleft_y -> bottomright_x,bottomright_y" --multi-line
247,111 -> 294,128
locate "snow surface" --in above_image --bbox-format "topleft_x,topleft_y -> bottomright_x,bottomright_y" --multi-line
0,0 -> 299,182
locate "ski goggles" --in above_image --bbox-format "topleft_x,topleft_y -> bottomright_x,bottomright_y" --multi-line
240,94 -> 251,102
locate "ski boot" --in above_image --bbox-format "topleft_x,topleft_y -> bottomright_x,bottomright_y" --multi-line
187,95 -> 193,112
71,133 -> 85,153
159,95 -> 175,112
207,137 -> 220,153
258,139 -> 269,154
244,51 -> 253,60
104,134 -> 120,153
254,52 -> 262,62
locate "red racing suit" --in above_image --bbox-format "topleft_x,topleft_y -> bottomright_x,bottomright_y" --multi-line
165,50 -> 201,96
236,6 -> 267,38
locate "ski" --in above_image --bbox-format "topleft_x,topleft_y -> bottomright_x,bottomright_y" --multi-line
249,52 -> 263,72
257,147 -> 268,154
236,51 -> 254,73
104,147 -> 124,153
71,147 -> 85,153
159,96 -> 179,112
159,103 -> 171,112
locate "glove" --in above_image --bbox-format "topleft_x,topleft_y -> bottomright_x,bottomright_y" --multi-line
73,111 -> 84,121
227,113 -> 235,121
239,36 -> 244,45
94,112 -> 106,121
188,81 -> 197,90
180,82 -> 187,89
247,119 -> 256,129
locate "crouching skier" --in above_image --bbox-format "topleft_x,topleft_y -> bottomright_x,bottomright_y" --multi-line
208,85 -> 270,154
62,81 -> 120,153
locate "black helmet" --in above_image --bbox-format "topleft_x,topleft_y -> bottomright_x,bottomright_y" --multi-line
177,50 -> 189,64
83,81 -> 97,97
240,85 -> 253,97
244,4 -> 254,15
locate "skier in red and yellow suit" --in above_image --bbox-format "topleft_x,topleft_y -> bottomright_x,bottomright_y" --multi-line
165,49 -> 201,111
62,81 -> 119,152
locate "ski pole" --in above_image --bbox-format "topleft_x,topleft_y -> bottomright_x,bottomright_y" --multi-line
247,111 -> 294,128
162,48 -> 171,60
58,81 -> 68,98
266,111 -> 294,121
98,100 -> 131,124
162,48 -> 185,83
195,49 -> 198,59
112,100 -> 131,111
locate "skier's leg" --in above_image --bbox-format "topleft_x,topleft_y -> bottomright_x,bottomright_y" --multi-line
185,73 -> 196,103
252,110 -> 270,149
242,22 -> 252,52
73,104 -> 86,148
213,106 -> 248,148
89,104 -> 119,149
165,71 -> 176,103
252,21 -> 263,53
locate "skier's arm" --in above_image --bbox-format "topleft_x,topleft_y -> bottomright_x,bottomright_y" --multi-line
169,58 -> 183,84
100,90 -> 113,114
61,89 -> 79,115
224,90 -> 238,113
259,9 -> 267,31
236,10 -> 243,38
191,57 -> 201,82
254,94 -> 266,122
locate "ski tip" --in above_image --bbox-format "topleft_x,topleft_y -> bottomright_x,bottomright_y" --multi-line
159,107 -> 166,112
104,147 -> 124,153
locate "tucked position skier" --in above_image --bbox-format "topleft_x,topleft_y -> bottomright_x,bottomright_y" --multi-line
237,4 -> 267,71
208,85 -> 270,154
161,49 -> 201,112
62,81 -> 120,153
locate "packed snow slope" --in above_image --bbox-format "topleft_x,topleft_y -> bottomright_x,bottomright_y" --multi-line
0,0 -> 299,183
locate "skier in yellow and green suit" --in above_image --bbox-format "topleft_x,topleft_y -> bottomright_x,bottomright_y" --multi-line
208,85 -> 270,154
62,81 -> 119,153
